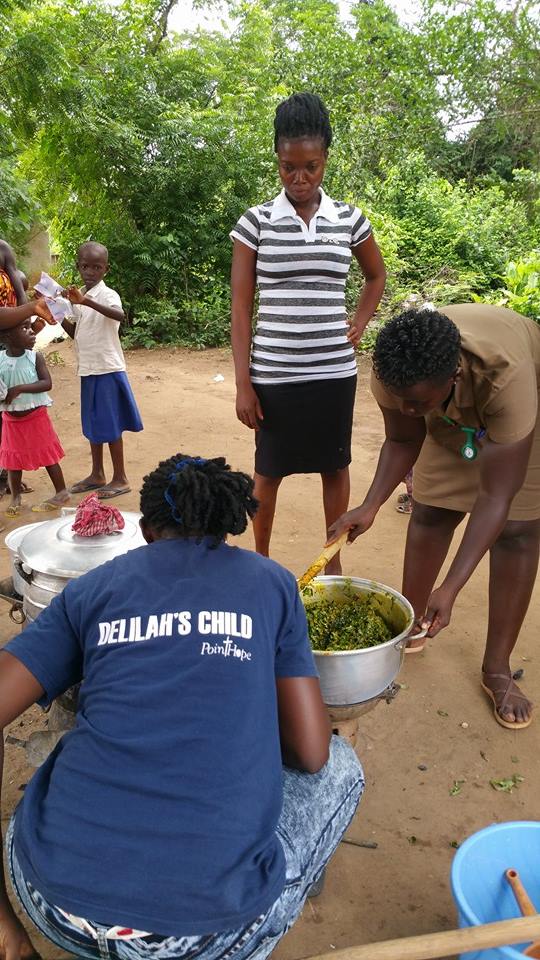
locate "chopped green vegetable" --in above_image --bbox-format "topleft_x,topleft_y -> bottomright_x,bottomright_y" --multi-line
490,774 -> 524,793
450,779 -> 466,797
303,586 -> 392,652
437,709 -> 449,718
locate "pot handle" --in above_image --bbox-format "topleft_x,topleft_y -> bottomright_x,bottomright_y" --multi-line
14,559 -> 32,585
395,626 -> 428,650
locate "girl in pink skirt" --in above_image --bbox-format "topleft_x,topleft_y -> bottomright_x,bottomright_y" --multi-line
0,320 -> 69,518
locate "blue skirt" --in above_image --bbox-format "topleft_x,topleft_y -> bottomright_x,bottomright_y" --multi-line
81,372 -> 143,444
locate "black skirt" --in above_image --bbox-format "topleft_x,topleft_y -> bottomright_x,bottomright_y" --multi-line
253,376 -> 357,478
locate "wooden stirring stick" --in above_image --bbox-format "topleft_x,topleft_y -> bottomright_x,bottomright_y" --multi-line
297,532 -> 349,590
505,868 -> 540,958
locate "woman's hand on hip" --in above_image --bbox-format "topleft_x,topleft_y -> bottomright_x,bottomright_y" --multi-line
346,320 -> 362,346
327,504 -> 377,544
0,911 -> 42,960
236,383 -> 263,431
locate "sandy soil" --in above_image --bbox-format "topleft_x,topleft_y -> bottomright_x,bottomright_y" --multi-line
1,340 -> 539,960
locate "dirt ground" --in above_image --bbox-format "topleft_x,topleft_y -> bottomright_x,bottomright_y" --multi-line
1,340 -> 539,960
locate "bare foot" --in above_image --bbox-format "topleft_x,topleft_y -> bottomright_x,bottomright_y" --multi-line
48,489 -> 70,505
69,475 -> 106,494
481,671 -> 533,728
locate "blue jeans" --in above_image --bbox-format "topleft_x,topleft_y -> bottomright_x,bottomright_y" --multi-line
7,736 -> 364,960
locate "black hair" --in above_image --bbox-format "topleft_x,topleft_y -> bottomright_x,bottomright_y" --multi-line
0,321 -> 29,344
140,454 -> 259,543
274,92 -> 332,151
373,309 -> 462,389
77,241 -> 108,262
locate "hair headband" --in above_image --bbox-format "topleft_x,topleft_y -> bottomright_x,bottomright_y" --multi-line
163,456 -> 208,524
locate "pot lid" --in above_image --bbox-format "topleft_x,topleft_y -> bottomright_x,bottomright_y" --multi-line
18,510 -> 146,579
5,521 -> 44,554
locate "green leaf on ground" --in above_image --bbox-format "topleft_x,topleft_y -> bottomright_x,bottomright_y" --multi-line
489,774 -> 524,793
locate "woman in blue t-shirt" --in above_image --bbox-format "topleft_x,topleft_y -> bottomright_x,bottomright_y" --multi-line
0,453 -> 364,960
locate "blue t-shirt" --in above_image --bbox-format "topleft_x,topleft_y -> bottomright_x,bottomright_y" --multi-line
5,538 -> 317,936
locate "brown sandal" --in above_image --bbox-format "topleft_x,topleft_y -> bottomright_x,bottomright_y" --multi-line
481,672 -> 533,730
395,493 -> 413,514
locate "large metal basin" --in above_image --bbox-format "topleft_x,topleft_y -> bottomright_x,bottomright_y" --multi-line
301,576 -> 414,706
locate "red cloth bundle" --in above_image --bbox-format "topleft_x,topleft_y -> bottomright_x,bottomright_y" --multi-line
72,492 -> 125,537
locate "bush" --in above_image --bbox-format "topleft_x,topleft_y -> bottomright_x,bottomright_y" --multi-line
489,252 -> 540,323
121,283 -> 231,350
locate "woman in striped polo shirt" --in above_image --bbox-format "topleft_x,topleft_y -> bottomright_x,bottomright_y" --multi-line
230,93 -> 386,567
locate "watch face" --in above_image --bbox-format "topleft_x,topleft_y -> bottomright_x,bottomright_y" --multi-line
462,443 -> 477,460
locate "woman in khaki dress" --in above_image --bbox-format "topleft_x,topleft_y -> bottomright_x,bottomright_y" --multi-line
329,304 -> 540,730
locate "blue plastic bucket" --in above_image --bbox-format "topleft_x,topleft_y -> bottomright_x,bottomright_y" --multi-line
451,822 -> 540,959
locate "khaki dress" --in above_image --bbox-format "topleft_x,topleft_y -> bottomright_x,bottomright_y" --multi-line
371,304 -> 540,521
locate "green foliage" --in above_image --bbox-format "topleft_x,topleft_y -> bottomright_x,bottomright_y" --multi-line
1,0 -> 539,346
121,284 -> 231,349
491,253 -> 540,323
370,152 -> 534,293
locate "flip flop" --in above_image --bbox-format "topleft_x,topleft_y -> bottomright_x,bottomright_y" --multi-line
69,480 -> 104,494
5,505 -> 21,519
31,500 -> 65,513
97,486 -> 131,500
0,481 -> 34,497
481,672 -> 533,730
405,624 -> 427,654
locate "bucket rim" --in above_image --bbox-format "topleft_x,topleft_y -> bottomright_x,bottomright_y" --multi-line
451,820 -> 540,950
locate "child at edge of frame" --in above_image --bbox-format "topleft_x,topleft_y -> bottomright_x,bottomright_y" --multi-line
0,320 -> 70,519
61,241 -> 143,499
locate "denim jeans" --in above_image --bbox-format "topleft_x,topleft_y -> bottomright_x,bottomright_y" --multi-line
7,736 -> 364,960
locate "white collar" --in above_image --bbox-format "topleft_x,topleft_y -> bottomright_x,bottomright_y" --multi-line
83,279 -> 106,296
269,187 -> 340,224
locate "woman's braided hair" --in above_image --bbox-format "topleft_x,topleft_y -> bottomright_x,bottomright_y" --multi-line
274,92 -> 332,151
373,309 -> 461,388
140,454 -> 258,543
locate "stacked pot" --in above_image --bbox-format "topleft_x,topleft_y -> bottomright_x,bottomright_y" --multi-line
5,508 -> 145,623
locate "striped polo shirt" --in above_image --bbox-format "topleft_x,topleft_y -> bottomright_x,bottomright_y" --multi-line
230,188 -> 372,385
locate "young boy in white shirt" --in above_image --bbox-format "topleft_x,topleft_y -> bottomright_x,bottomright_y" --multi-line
62,241 -> 143,498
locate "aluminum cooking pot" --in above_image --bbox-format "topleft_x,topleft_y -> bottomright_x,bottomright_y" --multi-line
18,509 -> 145,580
302,576 -> 425,706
